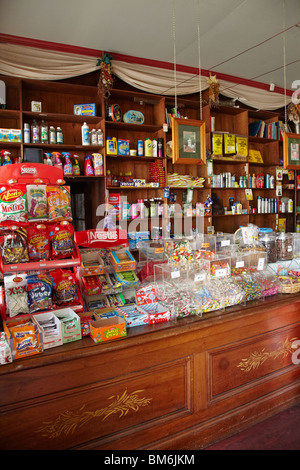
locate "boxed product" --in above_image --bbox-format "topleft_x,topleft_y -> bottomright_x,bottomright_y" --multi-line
117,139 -> 130,155
107,193 -> 121,220
82,275 -> 102,296
140,302 -> 171,324
0,128 -> 10,142
77,311 -> 98,337
128,232 -> 136,250
118,304 -> 148,328
89,315 -> 127,343
33,312 -> 63,349
9,129 -> 22,142
73,103 -> 96,116
109,248 -> 136,272
3,316 -> 43,361
80,249 -> 105,276
53,308 -> 82,344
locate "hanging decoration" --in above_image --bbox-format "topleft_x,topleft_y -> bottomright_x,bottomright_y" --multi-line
207,73 -> 220,108
97,53 -> 114,99
287,101 -> 300,124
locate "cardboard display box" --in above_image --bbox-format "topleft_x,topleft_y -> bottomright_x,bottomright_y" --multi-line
33,312 -> 63,349
3,316 -> 43,361
89,315 -> 126,343
53,308 -> 82,344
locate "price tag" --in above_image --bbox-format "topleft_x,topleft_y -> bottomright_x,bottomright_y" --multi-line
171,270 -> 180,279
221,240 -> 230,247
163,123 -> 168,132
194,273 -> 206,282
257,258 -> 265,271
236,261 -> 244,268
215,268 -> 227,278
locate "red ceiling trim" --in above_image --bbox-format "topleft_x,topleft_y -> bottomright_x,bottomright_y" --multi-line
0,33 -> 292,96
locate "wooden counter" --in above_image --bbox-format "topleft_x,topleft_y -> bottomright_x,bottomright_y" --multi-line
0,294 -> 300,450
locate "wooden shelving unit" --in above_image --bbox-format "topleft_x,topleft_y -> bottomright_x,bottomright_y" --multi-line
0,71 -> 298,235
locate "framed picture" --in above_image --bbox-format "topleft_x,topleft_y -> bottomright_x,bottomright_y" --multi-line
283,132 -> 300,169
172,118 -> 206,164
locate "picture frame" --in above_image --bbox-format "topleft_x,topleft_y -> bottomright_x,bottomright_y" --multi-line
283,132 -> 300,170
171,117 -> 206,164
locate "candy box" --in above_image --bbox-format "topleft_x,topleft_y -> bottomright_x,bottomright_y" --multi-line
77,311 -> 98,337
82,275 -> 102,296
80,249 -> 105,276
3,316 -> 43,361
109,248 -> 136,272
53,308 -> 82,344
93,307 -> 125,320
33,312 -> 63,349
118,304 -> 148,328
73,103 -> 96,116
89,315 -> 126,343
140,302 -> 171,324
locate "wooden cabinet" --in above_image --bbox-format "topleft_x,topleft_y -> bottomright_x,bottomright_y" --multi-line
0,294 -> 299,450
0,71 -> 295,234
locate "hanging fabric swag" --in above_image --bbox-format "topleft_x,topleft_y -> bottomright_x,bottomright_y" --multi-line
0,42 -> 291,111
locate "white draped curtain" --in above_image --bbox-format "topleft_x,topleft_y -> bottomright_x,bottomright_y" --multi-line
0,42 -> 291,111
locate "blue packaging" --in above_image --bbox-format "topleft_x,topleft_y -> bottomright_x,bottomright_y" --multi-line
73,103 -> 96,116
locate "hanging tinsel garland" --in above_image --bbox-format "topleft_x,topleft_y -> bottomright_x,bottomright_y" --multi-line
206,73 -> 220,108
97,53 -> 114,99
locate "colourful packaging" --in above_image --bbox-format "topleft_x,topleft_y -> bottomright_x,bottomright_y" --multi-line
0,184 -> 28,226
26,224 -> 51,260
117,139 -> 130,155
48,221 -> 75,259
92,153 -> 103,176
3,317 -> 43,361
46,185 -> 72,222
27,184 -> 47,221
89,315 -> 127,343
53,308 -> 82,344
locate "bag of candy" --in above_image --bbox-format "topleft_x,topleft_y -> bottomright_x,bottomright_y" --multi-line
46,185 -> 72,222
0,185 -> 28,226
0,226 -> 29,265
27,185 -> 48,221
48,221 -> 75,259
51,269 -> 79,306
27,273 -> 53,313
4,273 -> 29,317
26,224 -> 51,261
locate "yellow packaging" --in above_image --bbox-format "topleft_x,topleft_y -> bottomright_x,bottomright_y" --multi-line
236,136 -> 248,157
211,133 -> 223,155
224,133 -> 236,154
278,218 -> 286,232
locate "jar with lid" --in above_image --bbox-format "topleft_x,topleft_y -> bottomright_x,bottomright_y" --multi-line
276,232 -> 293,260
258,228 -> 277,263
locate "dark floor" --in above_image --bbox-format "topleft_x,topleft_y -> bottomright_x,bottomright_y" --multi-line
204,403 -> 300,450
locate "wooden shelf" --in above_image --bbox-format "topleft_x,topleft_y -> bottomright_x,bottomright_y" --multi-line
22,111 -> 103,124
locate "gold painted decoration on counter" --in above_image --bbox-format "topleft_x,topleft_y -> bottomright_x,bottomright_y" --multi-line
36,388 -> 152,439
237,337 -> 297,372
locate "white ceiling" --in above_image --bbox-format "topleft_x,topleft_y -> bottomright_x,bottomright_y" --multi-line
0,0 -> 299,91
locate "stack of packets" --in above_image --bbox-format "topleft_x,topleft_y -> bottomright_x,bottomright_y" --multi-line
167,173 -> 205,188
149,160 -> 166,187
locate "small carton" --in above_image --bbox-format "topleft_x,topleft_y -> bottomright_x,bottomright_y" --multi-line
53,308 -> 82,344
77,311 -> 98,337
89,315 -> 127,343
109,248 -> 136,272
9,129 -> 21,142
119,304 -> 148,328
117,139 -> 130,155
33,312 -> 63,349
0,128 -> 10,142
80,249 -> 104,276
3,316 -> 43,361
141,302 -> 172,324
73,103 -> 96,116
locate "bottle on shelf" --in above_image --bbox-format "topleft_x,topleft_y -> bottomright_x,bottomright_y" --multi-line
144,138 -> 152,157
44,152 -> 52,165
23,123 -> 30,143
72,154 -> 81,175
56,127 -> 63,144
41,120 -> 48,144
62,152 -> 73,176
138,140 -> 143,156
49,126 -> 56,144
31,119 -> 40,143
53,152 -> 63,171
90,129 -> 97,146
97,129 -> 104,146
152,139 -> 158,157
81,122 -> 90,145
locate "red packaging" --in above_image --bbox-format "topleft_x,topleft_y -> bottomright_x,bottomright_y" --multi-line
49,221 -> 75,259
26,224 -> 51,261
51,269 -> 79,306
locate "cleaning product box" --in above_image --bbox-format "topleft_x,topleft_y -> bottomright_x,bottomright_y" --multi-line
0,128 -> 10,142
73,103 -> 96,116
89,315 -> 127,343
9,129 -> 22,142
107,193 -> 121,220
117,139 -> 130,155
109,248 -> 136,272
3,316 -> 43,361
53,308 -> 82,344
33,312 -> 63,349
